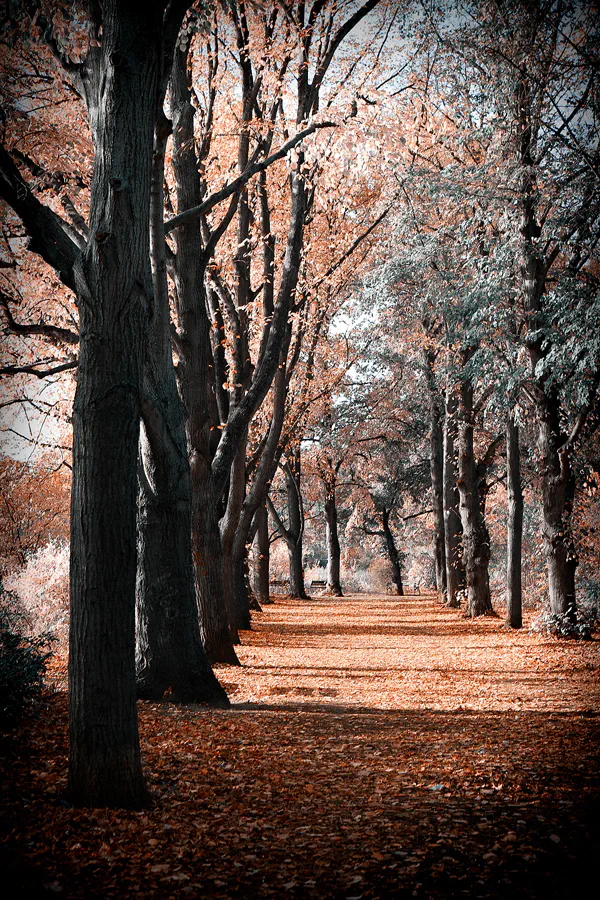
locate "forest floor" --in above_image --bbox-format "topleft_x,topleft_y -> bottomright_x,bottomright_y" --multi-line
1,593 -> 600,899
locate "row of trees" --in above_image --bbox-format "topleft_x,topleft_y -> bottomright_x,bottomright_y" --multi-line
1,0 -> 598,810
0,0 -> 393,807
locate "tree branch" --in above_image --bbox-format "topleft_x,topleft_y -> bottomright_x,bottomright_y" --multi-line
1,289 -> 79,345
0,358 -> 78,378
164,120 -> 335,234
0,146 -> 79,291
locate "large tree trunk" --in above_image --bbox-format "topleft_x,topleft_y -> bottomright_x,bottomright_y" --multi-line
443,388 -> 464,608
538,392 -> 577,620
382,510 -> 403,596
253,503 -> 272,604
135,368 -> 230,703
430,390 -> 447,602
68,3 -> 168,809
506,412 -> 524,628
457,374 -> 494,617
170,48 -> 238,665
134,109 -> 229,705
325,489 -> 343,596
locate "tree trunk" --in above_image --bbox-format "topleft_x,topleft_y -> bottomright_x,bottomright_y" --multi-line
285,451 -> 307,599
538,392 -> 577,620
457,373 -> 494,617
443,388 -> 464,608
515,68 -> 579,622
135,392 -> 229,705
134,108 -> 228,705
68,3 -> 167,809
253,503 -> 272,604
221,436 -> 250,635
506,412 -> 524,628
430,391 -> 447,602
287,541 -> 304,599
324,489 -> 343,596
382,510 -> 403,596
170,49 -> 238,665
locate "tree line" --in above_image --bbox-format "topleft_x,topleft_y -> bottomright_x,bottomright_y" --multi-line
0,0 -> 598,810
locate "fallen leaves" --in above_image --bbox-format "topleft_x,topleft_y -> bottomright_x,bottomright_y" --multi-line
1,593 -> 599,898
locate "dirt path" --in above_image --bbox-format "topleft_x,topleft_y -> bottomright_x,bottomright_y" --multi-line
2,593 -> 599,899
223,593 -> 600,713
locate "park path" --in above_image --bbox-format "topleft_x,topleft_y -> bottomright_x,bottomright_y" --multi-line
219,592 -> 600,713
6,592 -> 600,899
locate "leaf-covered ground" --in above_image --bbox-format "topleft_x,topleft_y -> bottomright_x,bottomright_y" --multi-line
2,593 -> 599,898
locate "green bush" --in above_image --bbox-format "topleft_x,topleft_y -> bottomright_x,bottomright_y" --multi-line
0,594 -> 53,729
532,581 -> 600,640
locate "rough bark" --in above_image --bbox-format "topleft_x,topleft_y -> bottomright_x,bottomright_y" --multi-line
68,2 -> 167,809
170,46 -> 239,665
443,388 -> 464,608
457,372 -> 494,617
382,510 -> 403,596
324,490 -> 343,596
538,393 -> 578,619
253,503 -> 272,605
134,110 -> 229,705
506,412 -> 524,628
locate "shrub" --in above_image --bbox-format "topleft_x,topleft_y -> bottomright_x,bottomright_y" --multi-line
0,596 -> 53,729
531,581 -> 600,640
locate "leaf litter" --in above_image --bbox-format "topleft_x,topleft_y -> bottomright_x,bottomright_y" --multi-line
1,593 -> 599,898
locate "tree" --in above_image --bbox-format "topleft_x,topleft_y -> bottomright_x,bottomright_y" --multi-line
0,0 -> 204,808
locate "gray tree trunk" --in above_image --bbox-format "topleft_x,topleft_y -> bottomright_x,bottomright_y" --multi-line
169,48 -> 239,665
443,389 -> 464,608
68,2 -> 168,809
253,504 -> 272,604
538,393 -> 577,620
325,490 -> 343,596
430,391 -> 447,602
506,412 -> 524,628
515,68 -> 579,622
134,110 -> 228,705
382,510 -> 404,596
457,375 -> 494,617
285,451 -> 307,599
221,435 -> 250,635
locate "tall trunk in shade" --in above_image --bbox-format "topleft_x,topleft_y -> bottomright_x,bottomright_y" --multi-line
430,389 -> 446,602
221,435 -> 250,636
135,114 -> 228,706
457,369 -> 494,617
538,391 -> 578,619
169,47 -> 238,665
68,2 -> 173,810
285,449 -> 307,599
515,68 -> 579,621
382,510 -> 404,596
232,358 -> 290,617
324,488 -> 343,596
424,349 -> 446,602
506,412 -> 524,628
253,503 -> 272,604
443,388 -> 464,608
